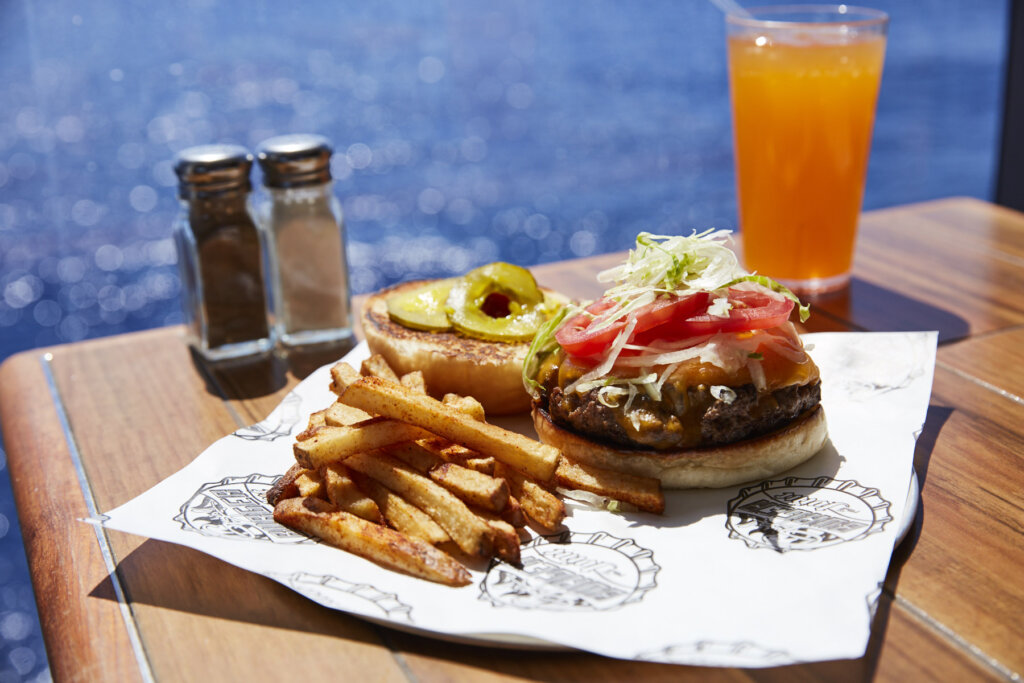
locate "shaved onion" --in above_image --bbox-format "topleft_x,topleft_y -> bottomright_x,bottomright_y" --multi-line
710,385 -> 738,404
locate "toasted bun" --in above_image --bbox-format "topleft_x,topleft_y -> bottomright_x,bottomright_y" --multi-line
532,404 -> 828,489
362,279 -> 544,415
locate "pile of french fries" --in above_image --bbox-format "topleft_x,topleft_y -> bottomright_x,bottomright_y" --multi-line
268,353 -> 665,586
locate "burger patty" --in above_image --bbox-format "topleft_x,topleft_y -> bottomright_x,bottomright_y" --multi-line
546,380 -> 821,451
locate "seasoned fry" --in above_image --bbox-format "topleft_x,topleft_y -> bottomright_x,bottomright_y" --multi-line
495,462 -> 566,531
294,469 -> 324,499
324,401 -> 373,427
267,463 -> 305,506
555,458 -> 665,515
429,462 -> 509,513
329,362 -> 361,395
471,510 -> 521,565
442,393 -> 486,422
341,377 -> 559,481
416,437 -> 496,475
322,463 -> 384,524
388,441 -> 443,473
361,354 -> 400,382
274,497 -> 470,586
293,418 -> 433,469
400,370 -> 427,394
346,450 -> 495,559
349,471 -> 450,545
502,494 -> 526,528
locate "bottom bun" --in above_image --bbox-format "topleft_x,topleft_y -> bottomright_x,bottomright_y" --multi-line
532,405 -> 828,489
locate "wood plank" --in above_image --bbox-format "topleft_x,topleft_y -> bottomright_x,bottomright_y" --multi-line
44,327 -> 407,682
883,364 -> 1024,676
806,199 -> 1024,341
938,326 -> 1024,402
0,350 -> 144,683
912,197 -> 1024,263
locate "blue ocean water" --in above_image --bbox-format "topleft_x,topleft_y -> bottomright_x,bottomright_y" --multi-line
0,1 -> 1008,679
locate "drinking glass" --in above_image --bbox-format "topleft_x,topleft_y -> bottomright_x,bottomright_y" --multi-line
727,5 -> 888,294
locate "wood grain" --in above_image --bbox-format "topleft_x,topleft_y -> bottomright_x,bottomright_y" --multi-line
938,326 -> 1024,401
884,364 -> 1024,675
0,350 -> 144,683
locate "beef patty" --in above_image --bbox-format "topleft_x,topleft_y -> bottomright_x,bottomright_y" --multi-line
546,380 -> 821,451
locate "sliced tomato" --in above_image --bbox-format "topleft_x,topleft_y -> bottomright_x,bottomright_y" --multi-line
657,289 -> 794,338
558,288 -> 794,361
556,292 -> 710,359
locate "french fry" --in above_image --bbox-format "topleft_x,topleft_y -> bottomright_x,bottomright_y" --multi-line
502,494 -> 526,528
341,377 -> 559,481
429,462 -> 509,513
349,470 -> 450,545
329,362 -> 361,395
471,510 -> 521,565
495,462 -> 566,531
442,393 -> 485,422
346,450 -> 495,559
400,370 -> 427,394
274,497 -> 470,587
361,354 -> 400,382
322,463 -> 384,524
266,463 -> 305,506
294,469 -> 324,499
416,437 -> 496,475
324,401 -> 373,427
555,458 -> 665,515
388,441 -> 443,473
293,418 -> 433,469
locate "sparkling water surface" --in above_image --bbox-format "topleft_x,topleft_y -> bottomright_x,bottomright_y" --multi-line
0,1 -> 1008,679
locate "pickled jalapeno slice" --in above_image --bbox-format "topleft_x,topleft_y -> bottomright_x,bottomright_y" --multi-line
386,278 -> 456,331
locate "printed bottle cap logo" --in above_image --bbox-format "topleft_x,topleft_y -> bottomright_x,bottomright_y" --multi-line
481,530 -> 659,611
234,391 -> 302,441
638,640 -> 793,667
270,572 -> 414,623
726,477 -> 892,552
175,473 -> 309,543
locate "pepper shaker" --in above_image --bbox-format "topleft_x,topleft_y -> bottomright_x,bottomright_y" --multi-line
255,134 -> 353,348
172,144 -> 274,361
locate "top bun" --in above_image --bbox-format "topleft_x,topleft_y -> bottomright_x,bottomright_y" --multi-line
362,279 -> 543,415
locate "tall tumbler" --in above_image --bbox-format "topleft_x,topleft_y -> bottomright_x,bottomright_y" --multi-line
727,5 -> 888,294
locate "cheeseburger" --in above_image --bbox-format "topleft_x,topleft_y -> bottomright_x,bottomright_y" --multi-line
523,230 -> 827,489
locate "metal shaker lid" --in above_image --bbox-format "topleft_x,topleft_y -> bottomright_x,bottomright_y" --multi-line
256,134 -> 333,188
174,144 -> 253,198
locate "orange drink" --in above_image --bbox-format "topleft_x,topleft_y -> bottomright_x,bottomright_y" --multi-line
727,6 -> 887,293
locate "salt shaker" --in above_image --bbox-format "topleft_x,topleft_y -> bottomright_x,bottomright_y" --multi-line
255,134 -> 353,348
172,144 -> 274,361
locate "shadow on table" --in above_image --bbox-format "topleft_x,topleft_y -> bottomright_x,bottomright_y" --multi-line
189,338 -> 355,401
807,277 -> 970,344
89,539 -> 385,643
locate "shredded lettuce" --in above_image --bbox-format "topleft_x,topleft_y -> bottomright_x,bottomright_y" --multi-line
522,304 -> 576,399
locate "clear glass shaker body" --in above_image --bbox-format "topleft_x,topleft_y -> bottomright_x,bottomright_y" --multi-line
256,134 -> 352,348
259,182 -> 352,346
173,145 -> 273,361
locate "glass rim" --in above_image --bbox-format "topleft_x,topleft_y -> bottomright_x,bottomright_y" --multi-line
725,4 -> 889,30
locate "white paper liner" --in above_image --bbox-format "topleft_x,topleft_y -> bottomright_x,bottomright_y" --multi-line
91,331 -> 936,667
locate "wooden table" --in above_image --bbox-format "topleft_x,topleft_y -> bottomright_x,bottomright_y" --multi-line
2,197 -> 1022,682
